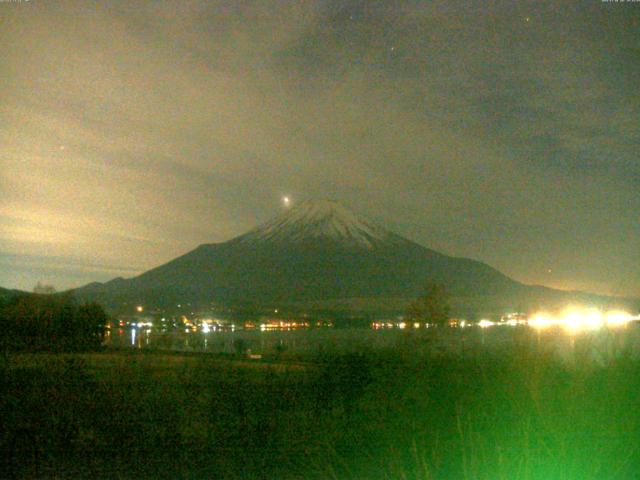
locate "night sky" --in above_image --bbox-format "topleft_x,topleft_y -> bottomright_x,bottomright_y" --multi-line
2,0 -> 639,297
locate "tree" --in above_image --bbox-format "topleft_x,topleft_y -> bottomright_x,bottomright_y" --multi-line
75,302 -> 109,350
405,282 -> 451,326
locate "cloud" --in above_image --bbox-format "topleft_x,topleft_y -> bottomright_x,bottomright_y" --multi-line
1,0 -> 638,296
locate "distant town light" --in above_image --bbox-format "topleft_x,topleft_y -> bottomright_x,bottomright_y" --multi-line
528,308 -> 639,332
528,313 -> 554,330
606,311 -> 635,327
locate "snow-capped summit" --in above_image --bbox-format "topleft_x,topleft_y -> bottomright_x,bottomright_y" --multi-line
237,200 -> 402,249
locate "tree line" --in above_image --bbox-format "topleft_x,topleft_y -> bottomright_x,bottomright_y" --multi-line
0,293 -> 108,352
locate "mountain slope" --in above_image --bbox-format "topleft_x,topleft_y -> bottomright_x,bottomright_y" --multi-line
72,200 -> 629,315
0,287 -> 30,303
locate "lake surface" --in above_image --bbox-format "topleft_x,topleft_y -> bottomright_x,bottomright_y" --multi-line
104,322 -> 640,364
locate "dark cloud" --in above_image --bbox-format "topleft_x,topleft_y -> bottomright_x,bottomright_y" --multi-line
1,0 -> 638,297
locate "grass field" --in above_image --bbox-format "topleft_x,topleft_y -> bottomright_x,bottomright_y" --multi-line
1,345 -> 639,479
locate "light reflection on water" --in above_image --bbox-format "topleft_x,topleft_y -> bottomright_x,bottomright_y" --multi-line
105,323 -> 640,364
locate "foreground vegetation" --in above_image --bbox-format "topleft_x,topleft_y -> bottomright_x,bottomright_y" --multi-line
1,344 -> 639,480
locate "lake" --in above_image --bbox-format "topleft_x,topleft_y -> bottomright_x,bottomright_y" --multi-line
104,321 -> 640,365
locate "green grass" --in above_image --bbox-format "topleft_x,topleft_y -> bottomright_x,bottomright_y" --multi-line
1,345 -> 639,479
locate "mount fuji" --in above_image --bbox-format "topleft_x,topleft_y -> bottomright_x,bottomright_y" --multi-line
72,200 -> 618,315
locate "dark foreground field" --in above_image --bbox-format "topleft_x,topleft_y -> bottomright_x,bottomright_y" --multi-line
1,345 -> 639,479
